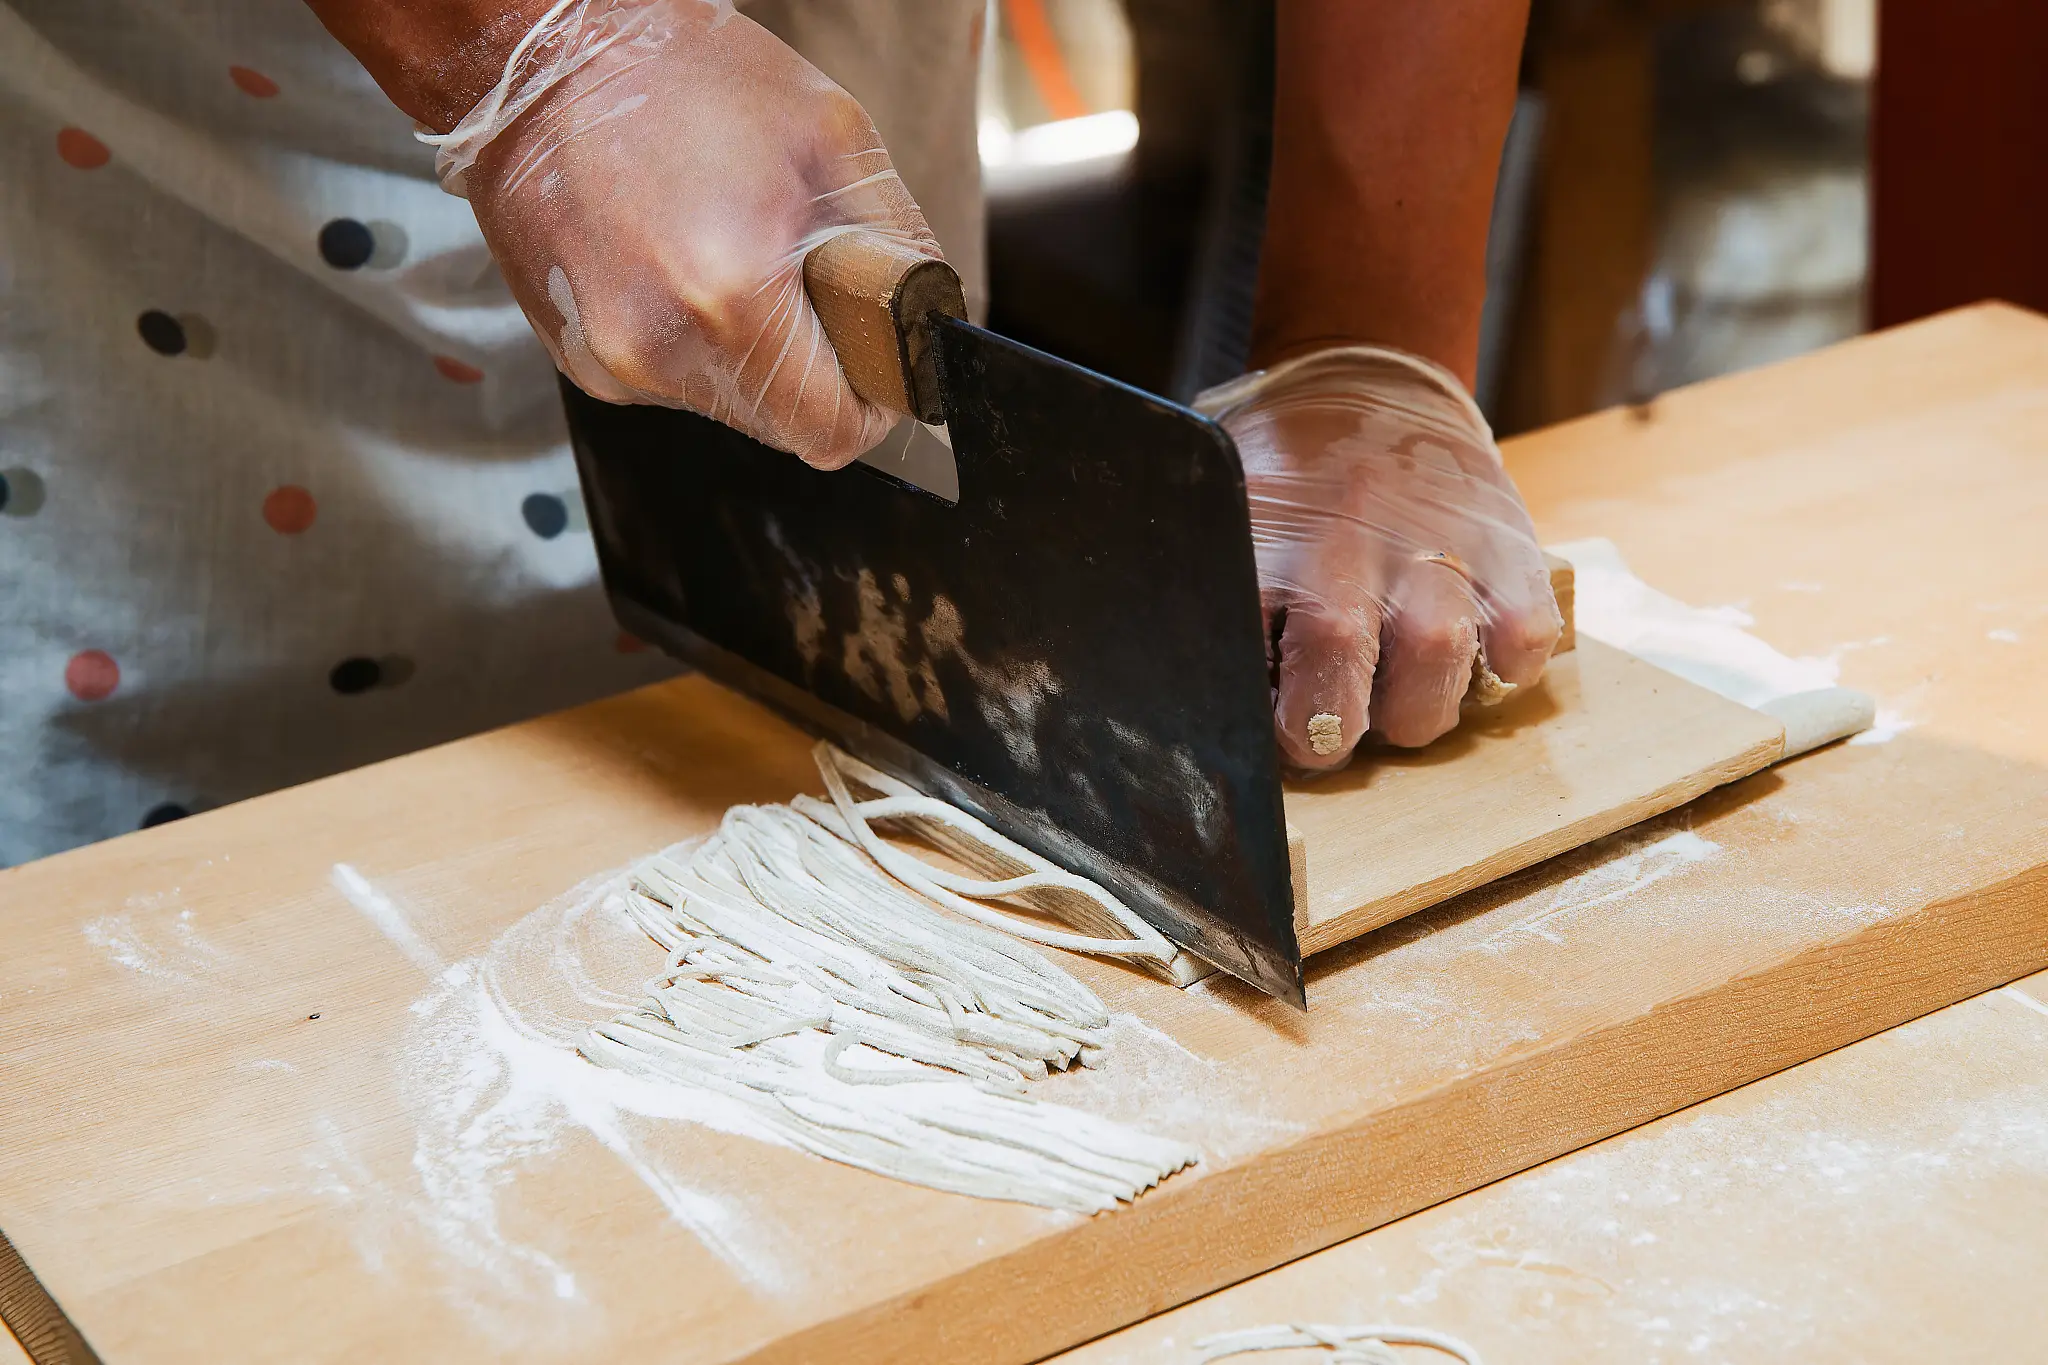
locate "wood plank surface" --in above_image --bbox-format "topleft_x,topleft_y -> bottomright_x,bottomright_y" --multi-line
1055,965 -> 2048,1362
1286,638 -> 1785,953
2,304 -> 2046,1365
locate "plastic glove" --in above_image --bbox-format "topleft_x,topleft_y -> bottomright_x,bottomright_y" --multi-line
425,0 -> 943,468
1196,345 -> 1562,771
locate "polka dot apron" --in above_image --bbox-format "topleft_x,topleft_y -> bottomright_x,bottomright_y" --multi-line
0,0 -> 984,864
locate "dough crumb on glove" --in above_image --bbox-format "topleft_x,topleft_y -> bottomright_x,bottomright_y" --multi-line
1197,345 -> 1561,771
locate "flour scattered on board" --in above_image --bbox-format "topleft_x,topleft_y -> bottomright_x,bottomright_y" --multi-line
333,862 -> 443,975
82,896 -> 230,985
1501,829 -> 1722,944
1848,707 -> 1915,745
2000,985 -> 2048,1020
374,838 -> 1214,1323
1378,999 -> 2048,1355
1049,1011 -> 1307,1164
72,850 -> 1219,1341
392,866 -> 809,1311
1552,537 -> 1841,707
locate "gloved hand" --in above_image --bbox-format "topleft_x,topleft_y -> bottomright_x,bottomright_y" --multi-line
426,0 -> 942,468
1196,346 -> 1562,771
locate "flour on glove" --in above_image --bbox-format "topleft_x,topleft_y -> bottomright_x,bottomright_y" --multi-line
1197,346 -> 1561,770
425,0 -> 944,468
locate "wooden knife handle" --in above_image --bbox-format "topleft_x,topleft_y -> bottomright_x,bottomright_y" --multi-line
802,231 -> 968,427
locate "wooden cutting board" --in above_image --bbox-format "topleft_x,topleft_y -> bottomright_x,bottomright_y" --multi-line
4,304 -> 2047,1365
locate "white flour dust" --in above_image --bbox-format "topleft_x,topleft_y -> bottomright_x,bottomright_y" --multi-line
1848,707 -> 1915,745
922,595 -> 1065,772
391,863 -> 809,1311
1102,719 -> 1226,848
1049,1010 -> 1308,1164
1467,816 -> 1894,962
759,520 -> 1070,772
332,862 -> 444,975
93,861 -> 819,1349
376,842 -> 1232,1320
73,854 -> 1227,1339
842,569 -> 950,725
1302,813 -> 1893,1080
1552,538 -> 1841,708
82,896 -> 230,986
1478,829 -> 1723,949
2000,985 -> 2048,1020
762,514 -> 827,675
1388,999 -> 2048,1357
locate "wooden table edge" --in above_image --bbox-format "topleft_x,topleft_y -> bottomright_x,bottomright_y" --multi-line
730,858 -> 2048,1365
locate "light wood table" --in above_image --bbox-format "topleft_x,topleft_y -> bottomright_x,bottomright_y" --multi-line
2,304 -> 2044,1364
1055,964 -> 2048,1362
1058,299 -> 2048,1361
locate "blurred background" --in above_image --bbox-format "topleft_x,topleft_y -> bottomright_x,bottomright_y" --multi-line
973,0 -> 2048,435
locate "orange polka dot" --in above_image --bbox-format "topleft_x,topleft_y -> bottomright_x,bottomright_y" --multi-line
262,485 -> 317,534
56,128 -> 110,170
66,650 -> 120,702
433,355 -> 484,384
229,66 -> 280,98
615,632 -> 647,654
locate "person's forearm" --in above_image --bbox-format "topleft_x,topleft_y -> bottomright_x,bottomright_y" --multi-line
1252,0 -> 1530,390
303,0 -> 556,132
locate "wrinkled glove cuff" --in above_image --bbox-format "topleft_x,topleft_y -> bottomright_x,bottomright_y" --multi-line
1192,343 -> 1492,442
417,0 -> 726,197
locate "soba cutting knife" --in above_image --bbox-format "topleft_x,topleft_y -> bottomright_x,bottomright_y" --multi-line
562,232 -> 1303,1005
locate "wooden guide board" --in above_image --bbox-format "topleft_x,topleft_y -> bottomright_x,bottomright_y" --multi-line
1280,550 -> 1794,955
1285,635 -> 1785,952
3,305 -> 2047,1364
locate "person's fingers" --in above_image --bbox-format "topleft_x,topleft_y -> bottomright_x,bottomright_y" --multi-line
464,7 -> 934,465
737,278 -> 896,468
499,214 -> 894,466
1371,560 -> 1484,748
1475,558 -> 1563,688
1270,594 -> 1383,771
1429,482 -> 1556,685
1365,435 -> 1558,690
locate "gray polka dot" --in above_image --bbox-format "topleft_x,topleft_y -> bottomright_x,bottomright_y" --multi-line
366,220 -> 410,269
177,313 -> 217,359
